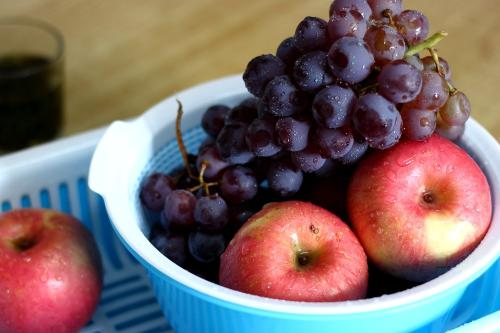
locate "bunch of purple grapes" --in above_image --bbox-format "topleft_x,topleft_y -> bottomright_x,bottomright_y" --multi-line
238,0 -> 470,194
140,143 -> 271,281
141,0 -> 472,280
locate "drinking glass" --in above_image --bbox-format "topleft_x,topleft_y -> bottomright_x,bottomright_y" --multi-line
0,17 -> 64,152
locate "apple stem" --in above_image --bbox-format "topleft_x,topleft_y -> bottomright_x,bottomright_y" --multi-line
405,31 -> 448,58
175,100 -> 195,179
12,237 -> 35,251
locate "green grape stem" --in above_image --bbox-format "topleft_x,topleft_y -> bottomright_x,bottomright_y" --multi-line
405,31 -> 448,57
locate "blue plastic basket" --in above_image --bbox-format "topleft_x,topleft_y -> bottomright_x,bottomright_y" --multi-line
0,128 -> 173,333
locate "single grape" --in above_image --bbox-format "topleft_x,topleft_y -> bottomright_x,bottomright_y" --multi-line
436,117 -> 465,141
293,50 -> 334,93
438,92 -> 471,126
377,60 -> 423,104
411,70 -> 449,110
315,126 -> 354,159
245,157 -> 273,184
194,194 -> 229,231
294,16 -> 329,53
174,169 -> 198,190
226,203 -> 259,238
188,231 -> 226,264
163,189 -> 197,229
337,136 -> 369,164
225,98 -> 259,126
276,37 -> 303,71
275,116 -> 311,152
364,25 -> 406,65
196,145 -> 230,181
328,8 -> 367,42
150,228 -> 189,267
312,158 -> 339,177
198,136 -> 215,154
267,159 -> 304,197
140,173 -> 176,212
327,36 -> 374,84
312,84 -> 356,128
260,75 -> 308,117
149,222 -> 166,240
405,55 -> 424,71
329,0 -> 373,19
401,105 -> 436,141
219,165 -> 258,204
352,92 -> 401,140
243,54 -> 286,97
422,56 -> 452,80
238,96 -> 259,109
367,0 -> 403,20
395,10 -> 429,45
216,123 -> 254,164
201,104 -> 230,138
245,116 -> 281,157
291,144 -> 326,173
366,114 -> 402,149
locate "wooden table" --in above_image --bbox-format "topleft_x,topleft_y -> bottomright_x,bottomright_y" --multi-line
2,0 -> 500,141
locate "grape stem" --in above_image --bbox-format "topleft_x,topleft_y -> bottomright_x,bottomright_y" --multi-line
175,101 -> 218,195
428,48 -> 458,95
175,99 -> 195,179
357,82 -> 379,95
382,9 -> 395,27
196,162 -> 218,195
428,48 -> 445,77
404,31 -> 448,57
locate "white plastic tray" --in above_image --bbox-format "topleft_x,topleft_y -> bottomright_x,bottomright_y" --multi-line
0,128 -> 173,333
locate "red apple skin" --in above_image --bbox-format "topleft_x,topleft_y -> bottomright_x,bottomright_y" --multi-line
0,209 -> 103,333
348,135 -> 492,283
219,201 -> 368,302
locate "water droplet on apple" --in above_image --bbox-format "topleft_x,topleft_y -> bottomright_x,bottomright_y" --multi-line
23,256 -> 32,263
445,164 -> 456,175
386,170 -> 397,182
240,243 -> 251,256
376,227 -> 383,235
397,155 -> 415,167
261,281 -> 273,290
387,195 -> 397,204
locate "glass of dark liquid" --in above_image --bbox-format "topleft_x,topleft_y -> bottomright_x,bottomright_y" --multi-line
0,18 -> 64,152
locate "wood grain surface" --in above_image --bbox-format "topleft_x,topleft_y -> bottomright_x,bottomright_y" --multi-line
2,0 -> 500,140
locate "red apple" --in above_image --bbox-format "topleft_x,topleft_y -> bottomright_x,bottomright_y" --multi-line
348,134 -> 492,283
0,209 -> 103,333
219,201 -> 368,302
